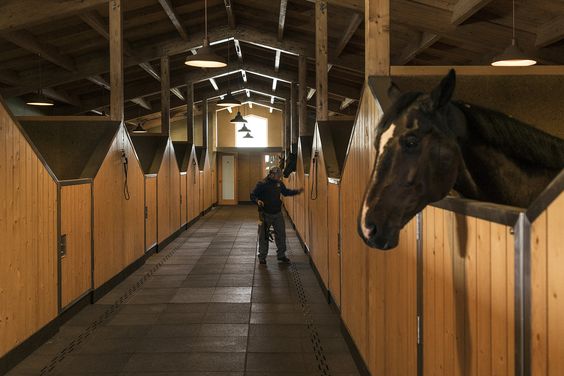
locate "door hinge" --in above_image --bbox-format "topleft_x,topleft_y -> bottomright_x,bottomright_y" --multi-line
59,234 -> 67,257
144,206 -> 148,219
417,315 -> 422,345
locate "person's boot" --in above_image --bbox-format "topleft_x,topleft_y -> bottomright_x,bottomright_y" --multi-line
259,258 -> 267,265
277,256 -> 290,263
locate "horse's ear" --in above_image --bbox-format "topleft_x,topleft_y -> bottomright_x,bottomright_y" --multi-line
430,69 -> 456,110
388,82 -> 402,102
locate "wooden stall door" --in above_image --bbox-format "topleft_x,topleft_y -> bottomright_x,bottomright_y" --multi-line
60,183 -> 92,308
219,153 -> 237,205
180,172 -> 187,225
145,176 -> 157,251
327,182 -> 341,307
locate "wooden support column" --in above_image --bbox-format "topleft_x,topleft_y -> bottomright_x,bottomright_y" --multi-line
291,82 -> 299,149
365,0 -> 390,79
109,0 -> 124,122
284,101 -> 291,153
160,55 -> 170,136
298,55 -> 309,136
202,99 -> 208,148
315,0 -> 328,121
186,82 -> 194,143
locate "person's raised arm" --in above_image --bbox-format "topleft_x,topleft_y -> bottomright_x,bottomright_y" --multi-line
280,182 -> 303,197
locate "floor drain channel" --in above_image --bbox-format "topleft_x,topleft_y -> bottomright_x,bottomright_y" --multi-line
39,232 -> 195,375
288,260 -> 331,376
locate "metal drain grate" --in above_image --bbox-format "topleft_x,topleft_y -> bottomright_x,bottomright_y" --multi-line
288,260 -> 331,376
39,235 -> 190,375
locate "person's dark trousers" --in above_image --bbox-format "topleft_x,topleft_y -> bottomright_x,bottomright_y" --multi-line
258,211 -> 287,261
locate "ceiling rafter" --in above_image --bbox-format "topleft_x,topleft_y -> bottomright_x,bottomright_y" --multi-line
451,0 -> 493,26
277,0 -> 289,41
157,0 -> 190,41
335,12 -> 362,56
395,31 -> 440,65
536,15 -> 564,48
224,0 -> 236,29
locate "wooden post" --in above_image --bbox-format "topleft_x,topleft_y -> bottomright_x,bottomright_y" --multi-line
160,55 -> 170,136
202,98 -> 208,148
315,0 -> 328,121
284,101 -> 291,153
298,55 -> 309,136
291,82 -> 298,149
186,82 -> 194,143
365,0 -> 390,79
109,0 -> 123,122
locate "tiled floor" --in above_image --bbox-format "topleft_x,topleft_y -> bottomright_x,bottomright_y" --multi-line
7,206 -> 360,376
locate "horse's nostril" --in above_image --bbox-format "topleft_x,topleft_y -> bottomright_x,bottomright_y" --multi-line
363,221 -> 377,238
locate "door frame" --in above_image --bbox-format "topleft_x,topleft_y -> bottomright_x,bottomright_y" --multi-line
218,152 -> 238,205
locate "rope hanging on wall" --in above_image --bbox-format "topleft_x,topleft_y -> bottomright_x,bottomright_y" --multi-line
121,131 -> 131,200
310,151 -> 319,200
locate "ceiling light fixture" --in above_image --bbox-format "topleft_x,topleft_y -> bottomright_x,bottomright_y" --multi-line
230,110 -> 247,124
491,0 -> 536,67
27,54 -> 54,107
185,0 -> 226,68
238,124 -> 251,132
131,123 -> 148,134
243,132 -> 253,139
217,39 -> 240,107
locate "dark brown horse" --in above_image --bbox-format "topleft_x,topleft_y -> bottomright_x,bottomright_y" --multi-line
358,69 -> 564,250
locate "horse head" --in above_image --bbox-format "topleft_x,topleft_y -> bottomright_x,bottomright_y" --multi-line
358,69 -> 467,250
283,148 -> 297,178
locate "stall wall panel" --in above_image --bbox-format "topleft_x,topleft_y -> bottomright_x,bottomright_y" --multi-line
0,105 -> 58,357
145,176 -> 157,250
93,127 -> 145,288
157,141 -> 181,244
180,173 -> 187,225
60,183 -> 92,308
327,183 -> 340,306
308,136 -> 329,286
531,191 -> 564,376
422,206 -> 515,376
187,157 -> 200,222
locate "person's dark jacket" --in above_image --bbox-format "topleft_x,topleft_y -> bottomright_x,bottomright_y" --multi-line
250,177 -> 300,214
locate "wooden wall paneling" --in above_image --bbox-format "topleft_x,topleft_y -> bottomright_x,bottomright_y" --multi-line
145,175 -> 157,250
181,172 -> 187,225
327,182 -> 340,306
60,183 -> 92,308
157,140 -> 181,244
531,211 -> 548,375
0,101 -> 58,357
93,126 -> 144,288
546,192 -> 564,375
187,154 -> 200,221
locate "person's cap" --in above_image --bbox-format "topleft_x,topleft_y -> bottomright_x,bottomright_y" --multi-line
269,166 -> 282,176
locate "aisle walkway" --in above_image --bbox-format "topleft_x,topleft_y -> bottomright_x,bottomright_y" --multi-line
8,206 -> 359,376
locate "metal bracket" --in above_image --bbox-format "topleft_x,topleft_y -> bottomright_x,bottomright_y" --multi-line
144,206 -> 148,219
59,234 -> 67,257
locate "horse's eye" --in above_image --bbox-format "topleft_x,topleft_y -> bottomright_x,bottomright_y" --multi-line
403,135 -> 419,149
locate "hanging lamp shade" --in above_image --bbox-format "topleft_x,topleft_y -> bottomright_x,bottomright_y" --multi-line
491,40 -> 536,66
238,124 -> 251,132
26,91 -> 54,107
185,40 -> 227,68
243,132 -> 253,139
131,123 -> 147,134
230,110 -> 247,124
218,91 -> 241,107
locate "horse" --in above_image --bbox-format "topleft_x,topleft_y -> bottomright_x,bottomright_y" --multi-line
283,146 -> 298,178
358,69 -> 564,250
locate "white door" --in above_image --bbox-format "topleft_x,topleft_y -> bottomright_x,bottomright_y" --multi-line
220,154 -> 237,204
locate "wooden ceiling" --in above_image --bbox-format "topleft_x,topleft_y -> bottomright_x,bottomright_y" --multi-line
1,0 -> 563,122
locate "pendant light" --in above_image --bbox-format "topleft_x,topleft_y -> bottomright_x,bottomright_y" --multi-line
243,132 -> 253,139
491,0 -> 536,67
230,110 -> 247,124
131,123 -> 147,133
27,54 -> 54,107
217,39 -> 240,107
238,124 -> 251,132
185,0 -> 226,68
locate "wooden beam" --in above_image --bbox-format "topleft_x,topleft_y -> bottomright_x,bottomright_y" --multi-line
274,50 -> 281,72
307,88 -> 316,101
42,88 -> 82,107
186,83 -> 194,143
451,0 -> 493,26
233,39 -> 243,61
316,0 -> 328,121
157,0 -> 189,41
202,99 -> 208,147
536,16 -> 564,48
0,69 -> 20,86
170,88 -> 185,101
109,0 -> 124,122
160,55 -> 170,136
335,13 -> 362,56
278,0 -> 289,41
80,10 -> 136,57
395,32 -> 440,65
340,97 -> 355,110
304,0 -> 363,12
131,97 -> 152,110
2,30 -> 75,71
389,65 -> 564,76
291,82 -> 298,146
365,0 -> 390,79
87,75 -> 111,90
0,0 -> 109,32
224,0 -> 236,29
298,55 -> 309,136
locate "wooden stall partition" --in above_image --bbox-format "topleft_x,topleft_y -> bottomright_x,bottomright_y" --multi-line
421,204 -> 516,376
173,141 -> 194,227
180,172 -> 187,225
327,182 -> 341,307
195,147 -> 207,214
60,183 -> 92,308
145,175 -> 157,251
93,126 -> 145,288
294,137 -> 312,248
157,140 -> 181,244
529,172 -> 564,376
187,151 -> 200,222
0,99 -> 58,358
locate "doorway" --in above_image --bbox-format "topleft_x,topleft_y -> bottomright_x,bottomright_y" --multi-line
219,153 -> 237,205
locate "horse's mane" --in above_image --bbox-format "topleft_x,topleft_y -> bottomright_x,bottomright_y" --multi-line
455,102 -> 564,170
378,91 -> 422,131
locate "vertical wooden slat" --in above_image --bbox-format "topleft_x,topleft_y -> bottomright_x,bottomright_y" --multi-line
186,82 -> 194,143
109,0 -> 124,122
298,55 -> 308,136
531,212 -> 548,375
365,0 -> 390,79
161,55 -> 170,136
315,0 -> 328,121
465,216 -> 478,376
476,218 -> 492,376
490,222 -> 508,375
